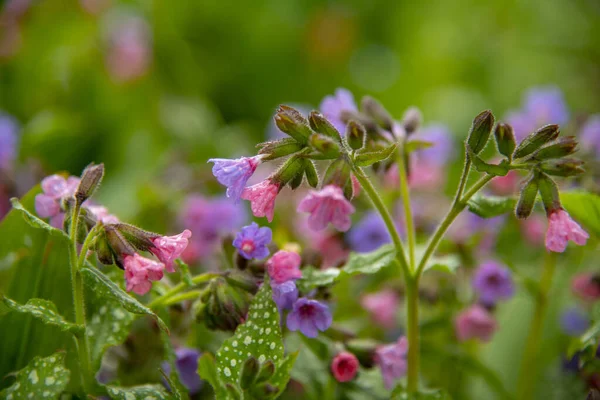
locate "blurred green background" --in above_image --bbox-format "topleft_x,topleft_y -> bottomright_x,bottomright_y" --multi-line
2,0 -> 600,220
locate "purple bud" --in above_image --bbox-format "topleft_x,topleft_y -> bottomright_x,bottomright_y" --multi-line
472,260 -> 514,306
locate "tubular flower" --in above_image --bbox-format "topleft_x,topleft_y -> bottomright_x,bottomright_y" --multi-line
360,289 -> 399,329
545,209 -> 588,253
150,229 -> 192,272
272,281 -> 298,311
286,298 -> 332,338
123,253 -> 165,295
266,250 -> 302,284
35,174 -> 80,228
454,305 -> 497,342
375,336 -> 408,390
208,155 -> 262,203
232,222 -> 272,260
331,352 -> 359,383
241,179 -> 281,222
297,185 -> 355,232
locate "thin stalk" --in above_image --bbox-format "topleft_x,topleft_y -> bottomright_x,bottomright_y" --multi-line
396,148 -> 416,271
78,224 -> 101,267
405,276 -> 420,392
453,154 -> 472,207
350,164 -> 411,278
162,290 -> 205,306
68,203 -> 93,394
415,174 -> 494,278
516,252 -> 557,400
148,272 -> 219,309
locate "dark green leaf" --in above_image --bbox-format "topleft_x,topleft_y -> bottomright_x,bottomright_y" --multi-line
10,198 -> 70,241
0,352 -> 70,400
343,244 -> 396,275
354,144 -> 397,167
1,296 -> 83,335
467,194 -> 516,218
198,353 -> 228,399
269,352 -> 299,393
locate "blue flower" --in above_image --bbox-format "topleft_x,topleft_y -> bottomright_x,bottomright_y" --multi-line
232,222 -> 272,260
272,281 -> 298,311
472,261 -> 514,306
286,298 -> 332,338
347,212 -> 391,253
208,156 -> 261,202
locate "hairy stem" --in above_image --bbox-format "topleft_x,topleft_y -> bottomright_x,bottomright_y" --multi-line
453,154 -> 472,207
68,203 -> 93,394
148,272 -> 219,309
78,224 -> 101,267
516,252 -> 557,400
396,148 -> 416,271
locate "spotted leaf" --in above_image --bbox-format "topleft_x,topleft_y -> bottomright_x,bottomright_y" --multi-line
1,296 -> 83,335
106,384 -> 171,399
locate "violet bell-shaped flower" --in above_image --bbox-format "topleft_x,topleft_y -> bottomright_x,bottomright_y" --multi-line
375,336 -> 408,390
286,298 -> 332,338
319,88 -> 358,134
208,155 -> 262,203
232,222 -> 272,260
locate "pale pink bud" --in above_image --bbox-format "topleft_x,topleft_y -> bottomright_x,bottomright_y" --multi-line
266,250 -> 302,284
545,209 -> 589,253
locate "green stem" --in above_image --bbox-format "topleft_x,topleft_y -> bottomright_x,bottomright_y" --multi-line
350,164 -> 411,278
68,203 -> 93,394
453,155 -> 472,207
396,148 -> 416,271
516,252 -> 557,400
415,174 -> 494,278
405,276 -> 420,392
162,290 -> 205,306
78,224 -> 101,267
148,272 -> 219,309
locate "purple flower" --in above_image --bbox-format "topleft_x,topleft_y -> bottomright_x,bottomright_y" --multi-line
162,347 -> 203,395
0,113 -> 19,171
411,123 -> 455,166
523,86 -> 569,127
472,260 -> 514,306
319,88 -> 358,135
580,114 -> 600,156
560,307 -> 589,337
272,281 -> 298,311
208,156 -> 262,203
347,212 -> 391,253
286,298 -> 332,338
232,222 -> 272,260
375,336 -> 408,390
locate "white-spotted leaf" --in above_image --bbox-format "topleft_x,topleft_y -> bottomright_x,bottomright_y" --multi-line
106,384 -> 171,399
1,296 -> 83,335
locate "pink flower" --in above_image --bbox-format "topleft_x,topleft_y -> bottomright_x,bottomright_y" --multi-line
361,289 -> 399,329
266,250 -> 302,284
454,305 -> 497,342
545,209 -> 589,253
87,205 -> 120,224
123,253 -> 165,295
297,185 -> 355,232
241,180 -> 280,222
375,336 -> 408,389
331,352 -> 359,383
571,273 -> 600,302
35,174 -> 80,221
521,214 -> 546,245
150,229 -> 192,273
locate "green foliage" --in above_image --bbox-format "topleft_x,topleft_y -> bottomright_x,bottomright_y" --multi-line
354,144 -> 398,167
0,352 -> 70,400
106,384 -> 172,399
466,146 -> 510,176
198,353 -> 228,399
561,191 -> 600,237
9,198 -> 70,240
80,266 -> 168,333
0,296 -> 83,335
391,387 -> 452,400
467,194 -> 516,218
160,329 -> 189,400
419,249 -> 461,275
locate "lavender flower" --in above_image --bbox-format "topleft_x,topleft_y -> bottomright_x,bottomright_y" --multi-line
208,155 -> 262,203
0,113 -> 18,171
375,336 -> 408,390
472,261 -> 514,306
162,347 -> 203,395
580,114 -> 600,156
286,298 -> 332,338
347,212 -> 391,253
272,281 -> 298,311
319,88 -> 358,134
411,123 -> 455,166
560,307 -> 589,336
232,222 -> 272,260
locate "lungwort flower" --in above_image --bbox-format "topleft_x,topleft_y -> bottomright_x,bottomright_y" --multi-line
241,179 -> 281,222
331,352 -> 359,383
472,261 -> 514,306
297,185 -> 355,232
209,155 -> 262,203
123,253 -> 165,295
286,298 -> 332,338
150,229 -> 192,272
375,336 -> 408,390
320,88 -> 357,134
454,305 -> 497,342
545,209 -> 588,253
266,250 -> 302,284
232,222 -> 272,260
35,174 -> 81,228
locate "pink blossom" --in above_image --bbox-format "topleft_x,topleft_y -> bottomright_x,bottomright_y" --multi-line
35,174 -> 80,222
241,180 -> 280,222
454,305 -> 497,342
87,205 -> 119,224
545,209 -> 589,253
361,289 -> 399,329
150,229 -> 192,272
331,352 -> 359,383
123,253 -> 165,295
266,250 -> 302,284
571,273 -> 600,302
297,185 -> 355,232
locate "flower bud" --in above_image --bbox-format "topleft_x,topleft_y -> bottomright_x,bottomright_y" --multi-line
513,124 -> 560,159
273,155 -> 306,188
240,357 -> 259,389
274,105 -> 313,144
114,223 -> 156,252
76,163 -> 104,204
530,136 -> 578,161
105,225 -> 136,267
203,279 -> 249,332
255,360 -> 275,383
250,383 -> 279,399
467,110 -> 495,155
309,133 -> 340,158
225,383 -> 242,400
95,229 -> 116,265
537,172 -> 561,215
257,138 -> 305,161
361,96 -> 394,132
346,120 -> 366,150
224,270 -> 258,294
494,123 -> 516,160
402,106 -> 422,135
309,111 -> 341,139
540,158 -> 585,177
516,174 -> 538,219
303,159 -> 319,188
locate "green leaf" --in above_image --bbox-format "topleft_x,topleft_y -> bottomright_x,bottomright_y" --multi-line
0,352 -> 70,400
10,198 -> 70,240
0,296 -> 83,335
160,328 -> 189,400
561,191 -> 600,237
269,352 -> 299,393
391,386 -> 452,400
81,266 -> 169,333
467,194 -> 517,218
354,144 -> 397,167
198,353 -> 228,399
405,140 -> 433,153
296,267 -> 341,292
106,384 -> 172,399
466,146 -> 509,176
420,251 -> 461,275
87,297 -> 136,374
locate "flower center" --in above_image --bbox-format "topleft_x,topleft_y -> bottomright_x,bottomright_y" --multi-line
299,304 -> 315,318
241,239 -> 255,253
486,274 -> 501,286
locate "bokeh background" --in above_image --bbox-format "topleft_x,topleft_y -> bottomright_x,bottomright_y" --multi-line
1,0 -> 600,398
